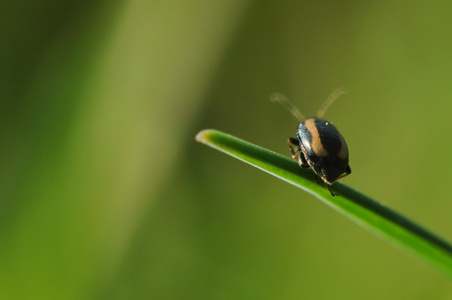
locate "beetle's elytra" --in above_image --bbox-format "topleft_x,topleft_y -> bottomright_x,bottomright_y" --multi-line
271,89 -> 351,197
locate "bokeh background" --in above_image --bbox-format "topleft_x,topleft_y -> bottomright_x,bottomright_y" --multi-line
2,0 -> 452,299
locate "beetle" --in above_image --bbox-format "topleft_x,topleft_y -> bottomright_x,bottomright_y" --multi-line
271,88 -> 351,197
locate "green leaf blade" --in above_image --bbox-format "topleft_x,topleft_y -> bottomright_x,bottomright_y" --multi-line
196,129 -> 452,278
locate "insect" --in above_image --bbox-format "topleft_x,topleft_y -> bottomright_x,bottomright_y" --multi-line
271,88 -> 351,197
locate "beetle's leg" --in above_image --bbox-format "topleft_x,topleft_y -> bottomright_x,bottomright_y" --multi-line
311,171 -> 337,196
325,184 -> 338,197
313,167 -> 338,197
288,137 -> 300,160
288,137 -> 309,168
297,154 -> 309,168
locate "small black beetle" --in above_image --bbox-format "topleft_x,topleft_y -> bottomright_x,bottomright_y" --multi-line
271,89 -> 351,197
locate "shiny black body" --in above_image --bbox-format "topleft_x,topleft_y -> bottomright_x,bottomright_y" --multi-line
298,118 -> 350,182
288,118 -> 351,196
271,89 -> 351,196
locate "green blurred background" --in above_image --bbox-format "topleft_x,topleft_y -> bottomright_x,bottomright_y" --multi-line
2,0 -> 452,299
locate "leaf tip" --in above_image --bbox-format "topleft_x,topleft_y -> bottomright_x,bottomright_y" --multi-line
195,129 -> 214,144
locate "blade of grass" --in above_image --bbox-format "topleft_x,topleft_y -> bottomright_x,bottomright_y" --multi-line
196,129 -> 452,278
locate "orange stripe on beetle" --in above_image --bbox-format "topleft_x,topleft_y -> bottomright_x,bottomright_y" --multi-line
303,119 -> 329,157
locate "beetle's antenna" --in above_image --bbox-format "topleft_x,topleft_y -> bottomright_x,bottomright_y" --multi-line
270,93 -> 305,121
317,88 -> 345,119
